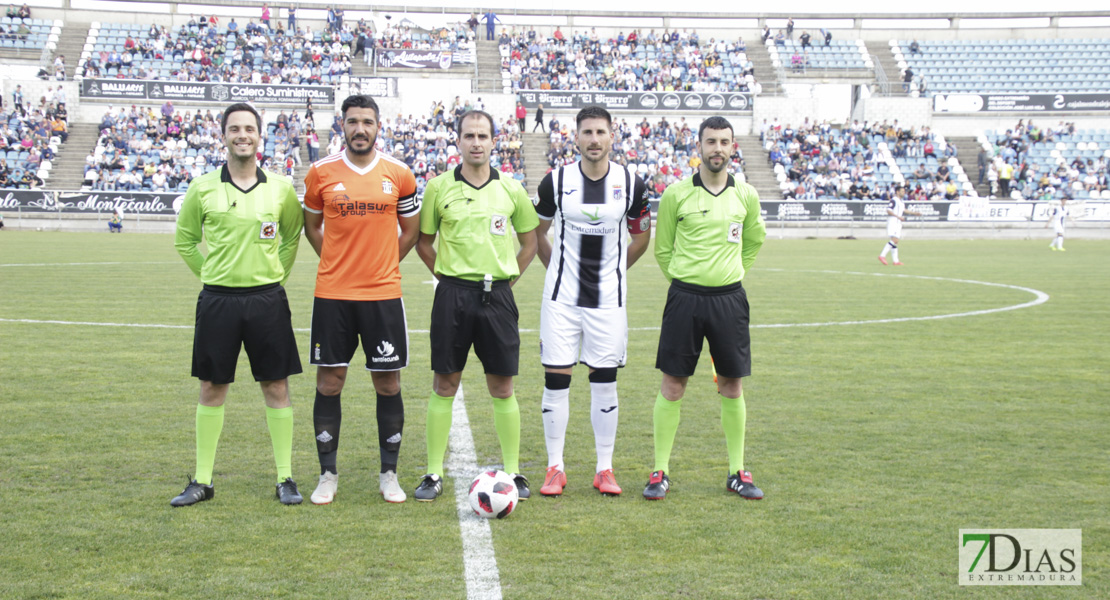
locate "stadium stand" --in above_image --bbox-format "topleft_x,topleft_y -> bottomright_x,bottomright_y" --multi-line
977,121 -> 1110,201
762,119 -> 973,200
501,28 -> 757,94
767,38 -> 873,74
77,19 -> 353,84
82,105 -> 311,191
0,13 -> 59,54
892,39 -> 1110,96
0,90 -> 67,188
546,116 -> 745,200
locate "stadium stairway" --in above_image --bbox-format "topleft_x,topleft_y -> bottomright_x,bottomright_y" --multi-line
474,38 -> 504,93
46,121 -> 98,189
56,21 -> 90,79
744,42 -> 782,95
950,135 -> 991,197
865,41 -> 902,93
521,131 -> 549,198
735,134 -> 783,200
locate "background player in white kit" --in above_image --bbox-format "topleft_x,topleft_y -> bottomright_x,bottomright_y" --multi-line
1046,197 -> 1070,251
533,105 -> 652,497
878,184 -> 920,266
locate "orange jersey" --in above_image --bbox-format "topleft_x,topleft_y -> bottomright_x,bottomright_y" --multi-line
304,151 -> 419,301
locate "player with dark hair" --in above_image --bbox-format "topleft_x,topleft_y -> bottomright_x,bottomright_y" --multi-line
171,102 -> 305,506
414,110 -> 539,501
534,105 -> 651,497
645,115 -> 767,501
302,94 -> 420,505
878,184 -> 919,266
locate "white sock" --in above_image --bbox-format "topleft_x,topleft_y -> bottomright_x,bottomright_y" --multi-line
1056,235 -> 1064,248
880,242 -> 892,258
541,386 -> 570,470
590,382 -> 619,472
892,246 -> 900,262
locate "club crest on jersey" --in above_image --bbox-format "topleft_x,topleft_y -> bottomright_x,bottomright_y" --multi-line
382,179 -> 393,194
612,186 -> 623,200
490,214 -> 507,236
260,222 -> 277,239
727,222 -> 742,243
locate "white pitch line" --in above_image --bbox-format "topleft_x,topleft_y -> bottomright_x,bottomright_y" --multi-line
0,272 -> 1049,332
444,384 -> 504,600
0,261 -> 179,267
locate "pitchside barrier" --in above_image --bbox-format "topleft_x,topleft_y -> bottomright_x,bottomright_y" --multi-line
3,189 -> 1108,222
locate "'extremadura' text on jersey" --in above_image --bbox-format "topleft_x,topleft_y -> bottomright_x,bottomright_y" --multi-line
536,161 -> 650,308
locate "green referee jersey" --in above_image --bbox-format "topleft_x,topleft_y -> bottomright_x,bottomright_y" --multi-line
420,166 -> 539,281
655,172 -> 766,287
175,166 -> 303,287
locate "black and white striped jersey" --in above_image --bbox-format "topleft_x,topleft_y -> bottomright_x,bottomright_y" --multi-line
536,161 -> 650,309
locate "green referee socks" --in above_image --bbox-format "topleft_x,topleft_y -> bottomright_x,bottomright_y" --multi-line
653,392 -> 681,473
426,391 -> 455,476
265,406 -> 294,483
492,395 -> 521,475
194,404 -> 225,486
720,394 -> 747,473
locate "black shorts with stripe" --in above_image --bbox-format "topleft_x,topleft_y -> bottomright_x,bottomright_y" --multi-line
192,283 -> 302,384
656,280 -> 751,379
310,297 -> 409,371
430,276 -> 520,376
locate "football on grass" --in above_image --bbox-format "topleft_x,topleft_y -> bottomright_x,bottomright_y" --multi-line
468,470 -> 518,519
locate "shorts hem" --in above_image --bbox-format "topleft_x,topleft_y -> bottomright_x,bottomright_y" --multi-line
541,362 -> 578,369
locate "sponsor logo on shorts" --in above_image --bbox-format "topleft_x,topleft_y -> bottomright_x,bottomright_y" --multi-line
372,340 -> 400,363
314,343 -> 321,360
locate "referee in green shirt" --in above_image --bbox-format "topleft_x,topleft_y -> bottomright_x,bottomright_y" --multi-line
644,116 -> 768,501
171,103 -> 305,506
413,110 -> 539,501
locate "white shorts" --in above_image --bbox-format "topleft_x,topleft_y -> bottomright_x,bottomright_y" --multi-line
1054,223 -> 1066,236
539,299 -> 627,369
887,219 -> 903,239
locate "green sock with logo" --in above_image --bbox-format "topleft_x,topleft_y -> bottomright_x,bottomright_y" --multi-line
653,392 -> 681,473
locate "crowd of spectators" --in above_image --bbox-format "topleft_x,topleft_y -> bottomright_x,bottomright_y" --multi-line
82,101 -> 313,192
501,27 -> 757,94
0,84 -> 67,189
546,115 -> 745,200
364,19 -> 475,53
982,120 -> 1108,200
81,16 -> 354,84
4,4 -> 31,20
761,118 -> 964,201
365,97 -> 525,197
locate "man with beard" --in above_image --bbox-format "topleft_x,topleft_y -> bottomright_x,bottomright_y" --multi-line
302,95 -> 420,505
644,116 -> 767,502
532,106 -> 651,497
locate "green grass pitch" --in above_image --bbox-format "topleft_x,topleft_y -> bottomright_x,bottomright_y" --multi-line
0,231 -> 1106,599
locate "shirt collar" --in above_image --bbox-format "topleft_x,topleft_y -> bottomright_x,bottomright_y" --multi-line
453,164 -> 500,189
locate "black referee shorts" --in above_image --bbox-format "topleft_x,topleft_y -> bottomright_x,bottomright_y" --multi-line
192,283 -> 302,385
656,279 -> 751,379
430,276 -> 520,376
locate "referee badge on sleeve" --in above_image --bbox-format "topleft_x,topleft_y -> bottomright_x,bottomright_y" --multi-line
727,222 -> 742,243
260,222 -> 277,239
490,214 -> 508,236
